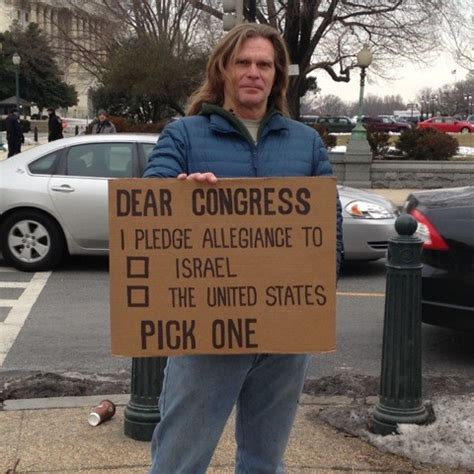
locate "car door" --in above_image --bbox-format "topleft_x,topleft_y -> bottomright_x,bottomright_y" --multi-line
338,117 -> 354,133
432,117 -> 446,132
443,118 -> 457,132
317,117 -> 330,132
380,117 -> 394,132
48,141 -> 137,249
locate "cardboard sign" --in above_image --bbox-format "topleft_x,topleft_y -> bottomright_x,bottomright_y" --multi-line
109,177 -> 337,356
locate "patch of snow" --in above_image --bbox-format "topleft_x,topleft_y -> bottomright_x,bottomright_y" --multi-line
458,146 -> 474,155
366,395 -> 474,470
329,145 -> 347,153
328,145 -> 474,157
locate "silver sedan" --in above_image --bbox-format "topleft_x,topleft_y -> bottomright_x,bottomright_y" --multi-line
339,186 -> 399,261
0,134 -> 398,271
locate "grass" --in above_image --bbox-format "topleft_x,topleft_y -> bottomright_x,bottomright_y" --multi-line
453,134 -> 474,147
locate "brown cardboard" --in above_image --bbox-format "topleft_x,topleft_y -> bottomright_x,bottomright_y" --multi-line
108,177 -> 337,356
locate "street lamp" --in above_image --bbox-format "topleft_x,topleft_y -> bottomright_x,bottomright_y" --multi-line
464,94 -> 472,116
350,44 -> 373,141
430,95 -> 438,118
12,52 -> 21,111
344,44 -> 373,188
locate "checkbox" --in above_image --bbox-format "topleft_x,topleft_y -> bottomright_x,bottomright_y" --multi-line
127,257 -> 149,278
127,286 -> 149,307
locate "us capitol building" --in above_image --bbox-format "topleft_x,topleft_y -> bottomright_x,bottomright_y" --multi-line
0,0 -> 110,118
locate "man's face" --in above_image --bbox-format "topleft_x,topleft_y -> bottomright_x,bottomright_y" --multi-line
224,37 -> 276,115
98,113 -> 106,122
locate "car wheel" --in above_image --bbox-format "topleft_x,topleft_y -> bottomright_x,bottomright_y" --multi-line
460,127 -> 470,134
0,211 -> 65,272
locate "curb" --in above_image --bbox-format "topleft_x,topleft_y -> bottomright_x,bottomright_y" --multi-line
3,393 -> 130,411
3,393 -> 377,411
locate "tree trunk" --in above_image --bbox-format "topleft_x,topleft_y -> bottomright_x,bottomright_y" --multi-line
287,75 -> 304,119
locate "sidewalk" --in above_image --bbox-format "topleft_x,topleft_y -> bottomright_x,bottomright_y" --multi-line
1,393 -> 438,473
0,134 -> 47,161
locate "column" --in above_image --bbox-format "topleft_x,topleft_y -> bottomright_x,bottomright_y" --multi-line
30,1 -> 38,24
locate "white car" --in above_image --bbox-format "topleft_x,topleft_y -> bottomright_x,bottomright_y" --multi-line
0,134 -> 398,271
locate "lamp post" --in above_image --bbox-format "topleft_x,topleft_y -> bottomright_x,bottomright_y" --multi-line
12,52 -> 21,112
464,94 -> 472,116
430,95 -> 438,118
350,45 -> 373,141
344,44 -> 373,188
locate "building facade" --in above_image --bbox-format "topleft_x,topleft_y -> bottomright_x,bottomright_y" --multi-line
0,0 -> 108,117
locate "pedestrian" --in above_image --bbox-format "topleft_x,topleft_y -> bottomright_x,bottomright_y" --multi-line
47,107 -> 64,142
5,108 -> 24,157
91,109 -> 116,134
143,23 -> 343,474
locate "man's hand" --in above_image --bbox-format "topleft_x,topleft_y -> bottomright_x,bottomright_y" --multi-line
177,172 -> 218,184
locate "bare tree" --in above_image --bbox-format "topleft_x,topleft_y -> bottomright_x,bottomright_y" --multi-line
190,0 -> 473,118
437,1 -> 474,74
304,93 -> 346,116
421,74 -> 474,117
48,0 -> 213,79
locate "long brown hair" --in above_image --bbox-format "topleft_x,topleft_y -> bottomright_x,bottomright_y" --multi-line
186,23 -> 290,116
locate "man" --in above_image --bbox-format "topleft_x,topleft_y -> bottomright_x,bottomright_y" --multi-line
91,109 -> 116,134
47,107 -> 63,142
5,109 -> 24,157
144,23 -> 343,473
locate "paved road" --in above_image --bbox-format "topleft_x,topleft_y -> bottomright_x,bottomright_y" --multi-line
1,255 -> 473,391
311,261 -> 474,380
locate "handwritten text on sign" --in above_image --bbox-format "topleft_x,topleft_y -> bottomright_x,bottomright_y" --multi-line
109,177 -> 337,356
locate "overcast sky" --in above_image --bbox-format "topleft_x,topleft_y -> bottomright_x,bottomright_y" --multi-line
316,52 -> 469,105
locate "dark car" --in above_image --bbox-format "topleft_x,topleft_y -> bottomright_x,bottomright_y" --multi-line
300,115 -> 319,126
404,187 -> 474,330
362,116 -> 411,133
313,116 -> 356,133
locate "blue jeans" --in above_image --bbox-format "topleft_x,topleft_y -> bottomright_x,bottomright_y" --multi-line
150,354 -> 310,474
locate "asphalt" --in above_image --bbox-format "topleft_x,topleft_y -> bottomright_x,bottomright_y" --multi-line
0,135 -> 463,473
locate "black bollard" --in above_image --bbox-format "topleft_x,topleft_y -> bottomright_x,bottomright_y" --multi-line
34,126 -> 38,143
75,125 -> 79,135
372,214 -> 428,435
124,356 -> 167,441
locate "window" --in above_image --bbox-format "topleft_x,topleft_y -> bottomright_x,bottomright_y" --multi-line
65,143 -> 134,178
28,151 -> 61,175
140,143 -> 156,172
142,143 -> 155,160
25,12 -> 29,22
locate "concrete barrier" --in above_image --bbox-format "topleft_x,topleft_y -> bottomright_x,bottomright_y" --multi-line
329,152 -> 474,189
